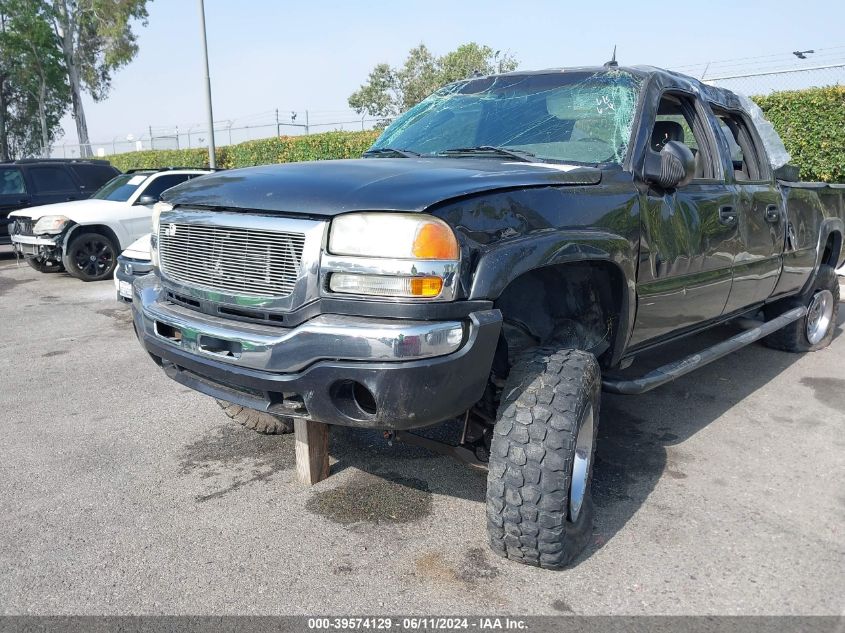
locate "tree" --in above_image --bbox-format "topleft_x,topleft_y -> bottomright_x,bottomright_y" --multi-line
0,1 -> 68,159
47,0 -> 150,156
348,42 -> 518,122
0,0 -> 67,156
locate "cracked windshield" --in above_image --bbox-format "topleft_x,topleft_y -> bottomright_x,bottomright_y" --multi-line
371,70 -> 642,165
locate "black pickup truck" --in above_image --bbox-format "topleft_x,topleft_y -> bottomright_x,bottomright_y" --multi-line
131,65 -> 844,569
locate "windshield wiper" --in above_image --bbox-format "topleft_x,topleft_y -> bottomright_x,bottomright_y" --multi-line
362,147 -> 421,158
437,146 -> 538,162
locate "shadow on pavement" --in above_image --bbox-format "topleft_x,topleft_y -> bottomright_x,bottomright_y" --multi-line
319,295 -> 844,564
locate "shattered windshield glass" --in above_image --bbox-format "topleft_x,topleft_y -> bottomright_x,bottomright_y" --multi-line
370,70 -> 642,165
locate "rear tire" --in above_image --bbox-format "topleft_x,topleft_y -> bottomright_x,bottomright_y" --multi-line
25,257 -> 64,273
486,347 -> 600,569
216,400 -> 294,435
63,232 -> 118,282
764,265 -> 839,352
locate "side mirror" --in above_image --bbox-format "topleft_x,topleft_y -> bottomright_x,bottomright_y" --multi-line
136,194 -> 158,206
643,140 -> 695,189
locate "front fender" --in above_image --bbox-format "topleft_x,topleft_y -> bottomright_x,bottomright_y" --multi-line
468,230 -> 635,300
468,229 -> 638,367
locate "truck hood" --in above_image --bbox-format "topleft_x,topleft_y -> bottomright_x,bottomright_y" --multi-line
9,198 -> 122,222
162,158 -> 602,216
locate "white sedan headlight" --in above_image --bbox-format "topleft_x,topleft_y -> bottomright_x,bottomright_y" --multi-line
150,201 -> 172,268
33,215 -> 71,235
150,201 -> 172,236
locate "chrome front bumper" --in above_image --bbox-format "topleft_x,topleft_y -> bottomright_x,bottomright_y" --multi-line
133,274 -> 465,372
131,273 -> 502,429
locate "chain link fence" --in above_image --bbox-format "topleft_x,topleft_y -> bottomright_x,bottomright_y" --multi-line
52,50 -> 845,159
52,109 -> 381,159
703,64 -> 845,96
670,46 -> 845,95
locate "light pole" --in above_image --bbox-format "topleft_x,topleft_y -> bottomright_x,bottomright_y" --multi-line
198,0 -> 216,168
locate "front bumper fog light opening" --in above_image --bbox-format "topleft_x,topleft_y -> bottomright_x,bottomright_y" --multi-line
329,273 -> 443,298
330,380 -> 378,419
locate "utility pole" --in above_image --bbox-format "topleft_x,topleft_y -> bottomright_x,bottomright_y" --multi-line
275,109 -> 280,137
198,0 -> 217,168
305,110 -> 310,135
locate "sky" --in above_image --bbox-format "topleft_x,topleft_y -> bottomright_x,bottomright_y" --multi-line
57,0 -> 845,150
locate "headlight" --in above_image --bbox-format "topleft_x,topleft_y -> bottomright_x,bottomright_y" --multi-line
151,201 -> 172,236
328,212 -> 459,260
33,215 -> 70,235
323,212 -> 460,300
150,202 -> 171,268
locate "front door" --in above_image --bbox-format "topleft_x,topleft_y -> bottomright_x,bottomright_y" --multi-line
630,92 -> 738,347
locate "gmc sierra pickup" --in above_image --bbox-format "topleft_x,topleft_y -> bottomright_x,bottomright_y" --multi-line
131,65 -> 844,569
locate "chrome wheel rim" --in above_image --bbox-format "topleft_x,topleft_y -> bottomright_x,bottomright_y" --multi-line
806,289 -> 834,345
569,403 -> 594,523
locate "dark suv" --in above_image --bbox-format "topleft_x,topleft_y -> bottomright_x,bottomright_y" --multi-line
0,159 -> 120,245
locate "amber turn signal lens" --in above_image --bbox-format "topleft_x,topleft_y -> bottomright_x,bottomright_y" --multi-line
412,222 -> 459,260
409,276 -> 443,297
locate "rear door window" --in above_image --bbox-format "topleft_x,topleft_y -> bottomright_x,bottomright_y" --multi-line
713,110 -> 767,181
0,167 -> 27,195
28,166 -> 78,194
69,164 -> 119,192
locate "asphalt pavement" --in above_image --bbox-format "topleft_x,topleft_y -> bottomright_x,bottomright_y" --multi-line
0,245 -> 843,615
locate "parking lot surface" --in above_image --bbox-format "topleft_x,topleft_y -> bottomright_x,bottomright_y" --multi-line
1,245 -> 843,615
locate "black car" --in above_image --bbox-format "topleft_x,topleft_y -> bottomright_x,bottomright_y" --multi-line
0,159 -> 120,245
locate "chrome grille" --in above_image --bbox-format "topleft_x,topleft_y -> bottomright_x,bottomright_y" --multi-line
158,223 -> 305,297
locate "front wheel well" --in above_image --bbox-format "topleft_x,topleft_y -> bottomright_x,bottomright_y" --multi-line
63,224 -> 122,252
822,230 -> 842,269
492,261 -> 626,371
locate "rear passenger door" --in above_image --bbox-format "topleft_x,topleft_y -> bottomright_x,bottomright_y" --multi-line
25,165 -> 82,205
713,109 -> 784,311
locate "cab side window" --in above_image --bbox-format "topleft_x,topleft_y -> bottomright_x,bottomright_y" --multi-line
651,93 -> 720,180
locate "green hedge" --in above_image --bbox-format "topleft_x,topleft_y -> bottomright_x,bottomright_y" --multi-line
107,129 -> 380,172
753,86 -> 845,183
109,89 -> 845,183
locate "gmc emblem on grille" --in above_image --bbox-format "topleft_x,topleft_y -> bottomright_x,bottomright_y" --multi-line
164,223 -> 177,237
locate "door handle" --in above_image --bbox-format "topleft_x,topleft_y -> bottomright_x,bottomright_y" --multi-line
764,204 -> 780,223
718,205 -> 737,225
